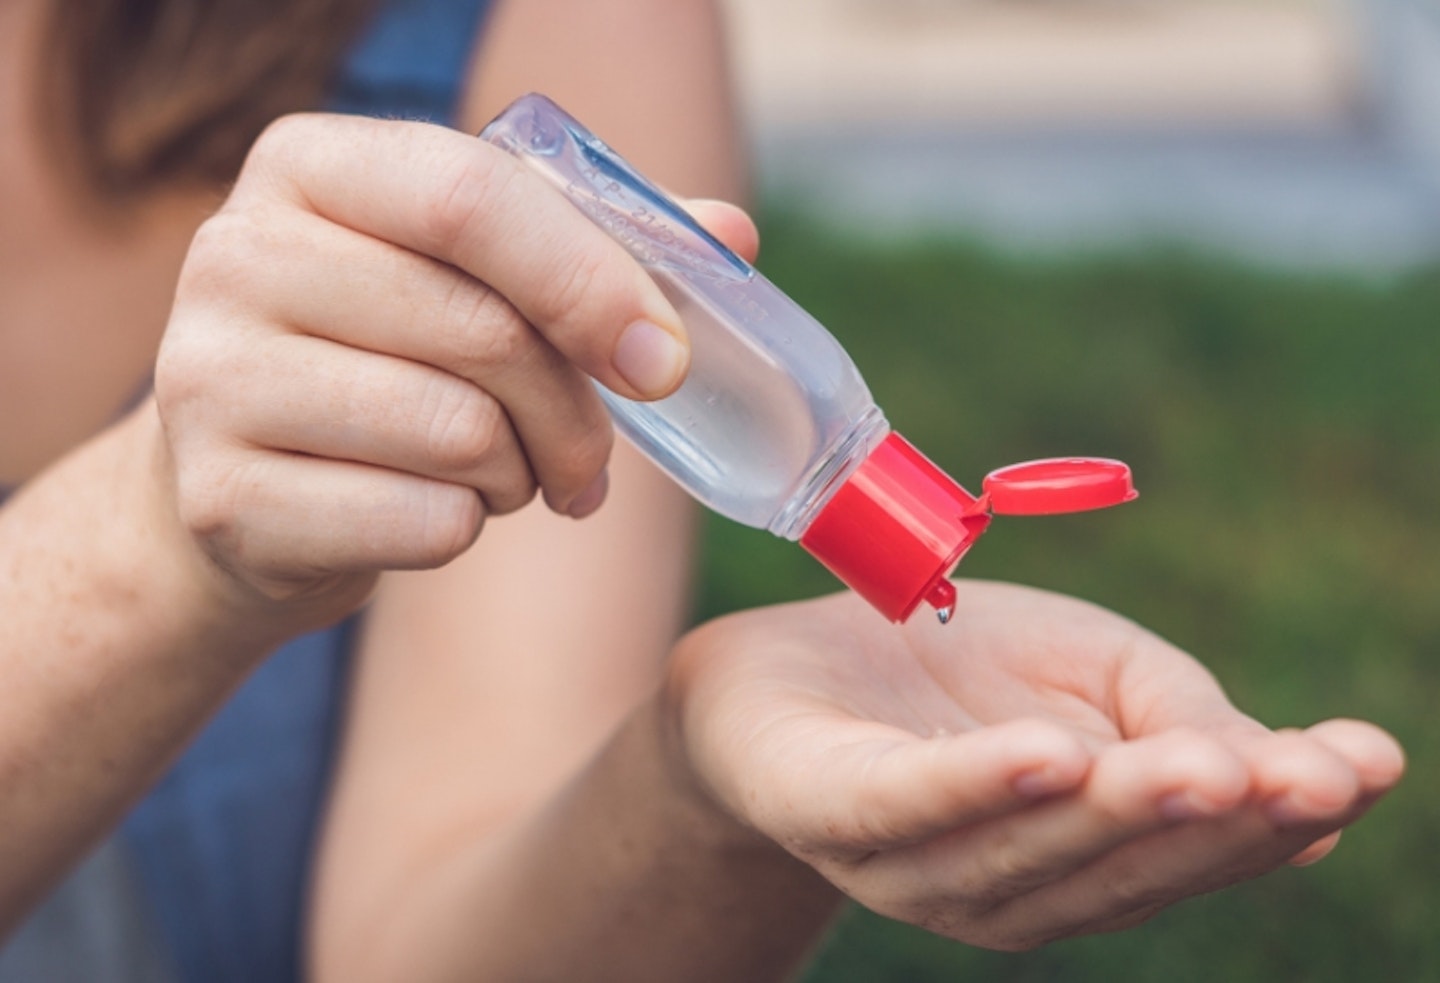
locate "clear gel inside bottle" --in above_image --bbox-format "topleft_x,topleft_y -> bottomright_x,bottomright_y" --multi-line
480,94 -> 888,541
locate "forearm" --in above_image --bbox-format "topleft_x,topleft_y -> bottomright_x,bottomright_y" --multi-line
0,406 -> 272,930
323,695 -> 841,983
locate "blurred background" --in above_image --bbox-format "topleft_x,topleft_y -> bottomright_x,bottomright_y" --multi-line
694,1 -> 1440,980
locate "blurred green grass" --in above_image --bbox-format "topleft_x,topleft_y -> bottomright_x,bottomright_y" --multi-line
692,211 -> 1440,982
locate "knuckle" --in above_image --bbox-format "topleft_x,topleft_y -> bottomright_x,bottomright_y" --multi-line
456,305 -> 535,379
177,213 -> 246,297
421,147 -> 516,257
421,381 -> 505,476
235,114 -> 325,200
432,276 -> 517,368
175,207 -> 281,308
154,329 -> 238,428
245,113 -> 314,171
531,246 -> 608,335
173,455 -> 248,558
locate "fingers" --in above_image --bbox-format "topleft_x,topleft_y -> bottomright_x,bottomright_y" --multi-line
1243,728 -> 1363,827
1273,720 -> 1404,867
1301,718 -> 1406,796
158,111 -> 761,612
1215,720 -> 1401,832
884,721 -> 1403,949
177,209 -> 613,515
236,114 -> 689,400
1065,722 -> 1402,933
213,334 -> 540,516
175,450 -> 483,599
1002,806 -> 1349,946
865,729 -> 1250,906
786,719 -> 1092,856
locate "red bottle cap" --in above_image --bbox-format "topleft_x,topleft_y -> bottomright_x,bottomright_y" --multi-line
800,436 -> 1137,624
800,433 -> 990,624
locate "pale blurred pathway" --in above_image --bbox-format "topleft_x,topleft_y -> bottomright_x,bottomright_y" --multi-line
726,0 -> 1440,269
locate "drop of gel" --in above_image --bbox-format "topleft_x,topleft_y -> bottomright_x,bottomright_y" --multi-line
924,579 -> 958,626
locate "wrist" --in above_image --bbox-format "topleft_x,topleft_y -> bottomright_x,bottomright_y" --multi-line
631,688 -> 844,940
650,666 -> 834,893
641,688 -> 772,853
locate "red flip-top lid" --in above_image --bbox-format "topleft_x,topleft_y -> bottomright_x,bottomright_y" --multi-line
981,457 -> 1138,515
799,434 -> 989,624
800,436 -> 1136,624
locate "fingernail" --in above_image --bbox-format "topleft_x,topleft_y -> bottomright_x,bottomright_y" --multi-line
1264,793 -> 1320,828
1014,765 -> 1069,798
1158,791 -> 1218,821
1289,843 -> 1333,867
567,469 -> 609,519
613,319 -> 688,398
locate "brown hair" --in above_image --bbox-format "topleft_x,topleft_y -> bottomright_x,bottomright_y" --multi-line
43,0 -> 381,200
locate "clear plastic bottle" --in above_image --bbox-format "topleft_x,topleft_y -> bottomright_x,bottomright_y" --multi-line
480,95 -> 1135,623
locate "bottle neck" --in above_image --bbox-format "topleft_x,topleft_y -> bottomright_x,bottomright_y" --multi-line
767,406 -> 890,541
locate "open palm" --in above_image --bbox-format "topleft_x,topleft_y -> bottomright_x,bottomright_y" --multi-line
667,581 -> 1403,950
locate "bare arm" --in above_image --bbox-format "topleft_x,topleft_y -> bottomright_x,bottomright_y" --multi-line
0,411 -> 272,932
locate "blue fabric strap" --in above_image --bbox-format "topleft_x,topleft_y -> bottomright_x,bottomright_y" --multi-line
328,0 -> 495,124
120,623 -> 357,983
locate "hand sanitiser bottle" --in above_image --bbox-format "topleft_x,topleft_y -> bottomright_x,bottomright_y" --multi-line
480,94 -> 1137,624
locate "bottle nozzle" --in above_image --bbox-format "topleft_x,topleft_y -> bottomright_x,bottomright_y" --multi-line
926,579 -> 958,624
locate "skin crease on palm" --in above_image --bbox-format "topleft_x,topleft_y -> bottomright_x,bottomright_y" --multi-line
667,580 -> 1405,951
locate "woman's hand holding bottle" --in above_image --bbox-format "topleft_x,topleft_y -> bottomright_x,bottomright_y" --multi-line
149,112 -> 754,631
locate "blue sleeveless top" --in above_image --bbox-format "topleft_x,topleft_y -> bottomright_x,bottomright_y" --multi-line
0,2 -> 493,980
